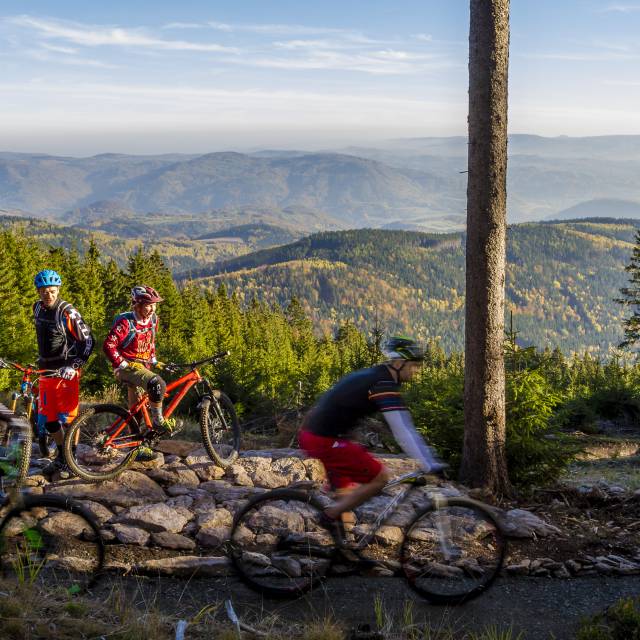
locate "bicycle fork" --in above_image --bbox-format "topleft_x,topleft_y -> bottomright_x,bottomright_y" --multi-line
431,495 -> 459,562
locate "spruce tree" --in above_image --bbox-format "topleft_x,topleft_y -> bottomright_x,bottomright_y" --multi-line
616,230 -> 640,349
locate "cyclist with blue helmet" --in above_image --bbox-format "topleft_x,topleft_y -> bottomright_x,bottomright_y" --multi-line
33,269 -> 94,477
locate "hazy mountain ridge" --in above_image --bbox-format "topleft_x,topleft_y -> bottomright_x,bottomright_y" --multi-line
3,135 -> 640,228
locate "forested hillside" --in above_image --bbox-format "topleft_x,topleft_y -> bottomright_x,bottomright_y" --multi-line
192,220 -> 639,352
0,229 -> 377,416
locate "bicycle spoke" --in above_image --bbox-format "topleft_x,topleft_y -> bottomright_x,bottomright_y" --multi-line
231,491 -> 336,596
66,405 -> 139,481
401,500 -> 505,604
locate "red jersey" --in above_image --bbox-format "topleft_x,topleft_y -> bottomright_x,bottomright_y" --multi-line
103,311 -> 158,368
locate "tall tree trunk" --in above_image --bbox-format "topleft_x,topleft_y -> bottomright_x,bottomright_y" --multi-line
460,0 -> 512,495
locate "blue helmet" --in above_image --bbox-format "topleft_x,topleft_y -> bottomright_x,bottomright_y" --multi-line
34,269 -> 62,289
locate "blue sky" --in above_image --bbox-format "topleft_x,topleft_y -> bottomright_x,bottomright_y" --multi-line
1,1 -> 639,154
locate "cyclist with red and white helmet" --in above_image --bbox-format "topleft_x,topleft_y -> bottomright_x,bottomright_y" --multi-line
103,286 -> 179,455
33,269 -> 94,477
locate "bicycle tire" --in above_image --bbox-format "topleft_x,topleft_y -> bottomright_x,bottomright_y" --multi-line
64,404 -> 140,482
0,414 -> 32,489
0,493 -> 105,590
400,497 -> 506,605
229,488 -> 338,597
200,393 -> 240,468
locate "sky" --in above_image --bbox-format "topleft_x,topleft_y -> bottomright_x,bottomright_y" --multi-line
2,1 -> 640,155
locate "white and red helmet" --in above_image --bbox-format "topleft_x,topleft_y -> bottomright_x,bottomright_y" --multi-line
131,285 -> 163,304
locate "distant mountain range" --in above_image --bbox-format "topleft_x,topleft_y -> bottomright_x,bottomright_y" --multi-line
2,134 -> 640,231
547,198 -> 640,221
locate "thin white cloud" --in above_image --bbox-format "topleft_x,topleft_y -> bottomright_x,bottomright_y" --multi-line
236,49 -> 448,75
520,51 -> 637,61
413,33 -> 433,42
7,15 -> 241,53
40,43 -> 78,55
599,3 -> 640,12
26,49 -> 118,68
161,22 -> 207,30
207,20 -> 357,36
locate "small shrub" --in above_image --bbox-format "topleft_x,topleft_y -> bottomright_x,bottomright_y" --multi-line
577,597 -> 640,640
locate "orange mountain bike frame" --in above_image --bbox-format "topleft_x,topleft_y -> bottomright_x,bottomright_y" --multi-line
104,368 -> 203,449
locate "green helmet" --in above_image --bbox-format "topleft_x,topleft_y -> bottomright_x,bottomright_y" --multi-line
382,336 -> 425,361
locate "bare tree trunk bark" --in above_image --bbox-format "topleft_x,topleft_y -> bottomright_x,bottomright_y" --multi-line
460,0 -> 512,495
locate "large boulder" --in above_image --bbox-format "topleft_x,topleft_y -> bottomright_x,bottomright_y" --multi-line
184,448 -> 226,481
499,509 -> 562,538
147,461 -> 200,487
114,502 -> 193,533
46,470 -> 166,507
112,523 -> 150,546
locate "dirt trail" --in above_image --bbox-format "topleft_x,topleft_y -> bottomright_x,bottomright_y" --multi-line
101,573 -> 640,639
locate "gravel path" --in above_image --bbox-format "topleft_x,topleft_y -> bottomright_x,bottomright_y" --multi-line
103,573 -> 640,639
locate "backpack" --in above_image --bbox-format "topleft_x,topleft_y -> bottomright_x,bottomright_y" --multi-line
113,311 -> 157,349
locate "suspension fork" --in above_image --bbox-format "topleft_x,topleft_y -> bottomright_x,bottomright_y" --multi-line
431,493 -> 457,561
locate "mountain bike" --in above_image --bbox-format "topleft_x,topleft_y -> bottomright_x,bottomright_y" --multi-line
0,357 -> 55,459
229,470 -> 506,605
64,352 -> 240,482
0,487 -> 105,591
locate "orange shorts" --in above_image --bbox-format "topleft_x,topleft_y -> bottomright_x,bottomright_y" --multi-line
37,375 -> 80,428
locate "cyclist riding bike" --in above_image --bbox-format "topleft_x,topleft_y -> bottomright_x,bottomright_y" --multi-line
103,285 -> 180,460
299,336 -> 445,529
33,269 -> 94,477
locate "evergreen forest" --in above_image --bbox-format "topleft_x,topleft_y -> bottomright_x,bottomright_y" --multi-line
2,225 -> 640,487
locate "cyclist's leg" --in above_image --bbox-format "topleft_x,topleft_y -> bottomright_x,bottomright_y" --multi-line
40,376 -> 79,475
299,431 -> 390,519
145,373 -> 166,426
324,468 -> 390,519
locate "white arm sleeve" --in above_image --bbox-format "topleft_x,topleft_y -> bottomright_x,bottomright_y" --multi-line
383,410 -> 439,472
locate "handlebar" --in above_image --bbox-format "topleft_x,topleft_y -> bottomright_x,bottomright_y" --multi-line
164,351 -> 231,372
0,358 -> 53,375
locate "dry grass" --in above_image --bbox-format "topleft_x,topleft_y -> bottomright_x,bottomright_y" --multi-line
563,456 -> 640,490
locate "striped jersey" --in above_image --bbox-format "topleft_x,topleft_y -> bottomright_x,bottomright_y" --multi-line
304,364 -> 407,438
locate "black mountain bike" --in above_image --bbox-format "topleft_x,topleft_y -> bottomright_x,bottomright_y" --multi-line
229,470 -> 506,605
0,411 -> 105,591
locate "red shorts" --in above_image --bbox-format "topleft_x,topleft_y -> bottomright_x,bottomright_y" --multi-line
38,376 -> 80,428
299,430 -> 383,489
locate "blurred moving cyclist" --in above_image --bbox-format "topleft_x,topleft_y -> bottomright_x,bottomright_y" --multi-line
299,336 -> 445,525
33,269 -> 94,476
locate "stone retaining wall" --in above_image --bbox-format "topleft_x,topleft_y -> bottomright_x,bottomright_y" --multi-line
4,432 -> 640,579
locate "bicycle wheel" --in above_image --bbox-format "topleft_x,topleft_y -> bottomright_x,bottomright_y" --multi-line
0,493 -> 104,591
401,498 -> 505,604
200,393 -> 240,468
64,404 -> 140,482
230,489 -> 338,597
0,413 -> 32,489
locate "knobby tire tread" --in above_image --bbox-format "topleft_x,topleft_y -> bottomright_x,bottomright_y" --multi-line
200,393 -> 240,468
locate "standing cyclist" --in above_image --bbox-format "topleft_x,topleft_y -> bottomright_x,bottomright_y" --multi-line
103,286 -> 180,460
33,269 -> 94,477
299,336 -> 445,527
